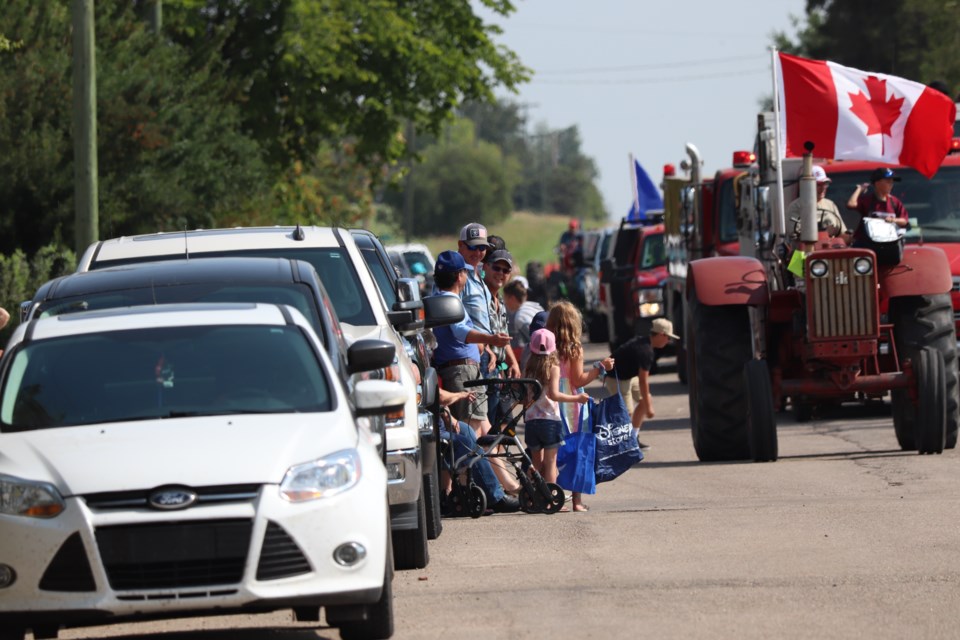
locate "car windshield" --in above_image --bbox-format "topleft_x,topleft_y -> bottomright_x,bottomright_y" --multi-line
639,233 -> 666,268
825,165 -> 960,243
35,283 -> 326,345
95,248 -> 377,327
0,325 -> 331,431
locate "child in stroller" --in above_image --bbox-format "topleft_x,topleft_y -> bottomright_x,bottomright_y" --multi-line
443,377 -> 565,515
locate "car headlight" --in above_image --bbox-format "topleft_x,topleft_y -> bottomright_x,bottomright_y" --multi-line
0,475 -> 65,518
280,450 -> 361,502
853,256 -> 873,275
809,259 -> 829,278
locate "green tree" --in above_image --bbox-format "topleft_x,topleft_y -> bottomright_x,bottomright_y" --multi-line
397,119 -> 519,236
775,0 -> 960,94
163,0 -> 530,170
0,0 -> 270,255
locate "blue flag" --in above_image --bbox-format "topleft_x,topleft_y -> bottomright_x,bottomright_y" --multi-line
626,157 -> 664,222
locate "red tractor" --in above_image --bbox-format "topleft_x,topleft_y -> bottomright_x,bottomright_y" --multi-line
684,116 -> 958,462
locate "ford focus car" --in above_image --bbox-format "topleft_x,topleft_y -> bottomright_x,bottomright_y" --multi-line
0,303 -> 404,640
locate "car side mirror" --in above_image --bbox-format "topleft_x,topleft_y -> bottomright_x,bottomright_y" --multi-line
347,339 -> 397,375
599,258 -> 614,283
354,379 -> 407,417
423,294 -> 465,329
391,277 -> 425,333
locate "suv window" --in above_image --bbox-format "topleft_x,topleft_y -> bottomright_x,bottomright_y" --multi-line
95,248 -> 376,327
358,246 -> 398,308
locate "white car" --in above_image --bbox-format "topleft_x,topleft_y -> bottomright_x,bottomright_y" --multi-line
0,303 -> 404,640
76,227 -> 462,571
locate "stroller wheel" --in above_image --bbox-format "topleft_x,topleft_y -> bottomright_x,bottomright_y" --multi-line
520,486 -> 546,513
542,482 -> 565,514
468,485 -> 487,518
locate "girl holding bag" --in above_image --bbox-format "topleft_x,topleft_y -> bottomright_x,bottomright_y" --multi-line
547,301 -> 614,512
524,329 -> 590,501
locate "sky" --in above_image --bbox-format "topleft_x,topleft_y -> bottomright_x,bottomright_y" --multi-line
481,0 -> 807,220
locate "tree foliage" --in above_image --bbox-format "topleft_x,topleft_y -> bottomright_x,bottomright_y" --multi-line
162,0 -> 530,168
775,0 -> 960,96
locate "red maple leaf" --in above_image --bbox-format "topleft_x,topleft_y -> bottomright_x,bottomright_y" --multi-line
849,76 -> 904,153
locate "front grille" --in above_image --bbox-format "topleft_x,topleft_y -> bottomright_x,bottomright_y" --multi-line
40,532 -> 97,592
807,256 -> 877,338
256,522 -> 312,580
84,484 -> 260,510
96,519 -> 252,590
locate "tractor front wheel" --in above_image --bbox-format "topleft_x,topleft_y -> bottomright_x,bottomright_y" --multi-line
745,359 -> 778,462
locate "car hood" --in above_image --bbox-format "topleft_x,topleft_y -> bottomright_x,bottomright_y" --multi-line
0,413 -> 358,496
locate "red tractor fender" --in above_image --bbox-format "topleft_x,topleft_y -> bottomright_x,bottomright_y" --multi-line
879,245 -> 952,298
687,256 -> 769,306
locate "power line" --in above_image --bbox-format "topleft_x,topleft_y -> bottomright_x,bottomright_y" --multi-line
531,67 -> 769,86
534,54 -> 764,75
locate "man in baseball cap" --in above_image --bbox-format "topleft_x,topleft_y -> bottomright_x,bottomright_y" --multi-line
847,167 -> 910,246
787,164 -> 848,242
459,222 -> 492,249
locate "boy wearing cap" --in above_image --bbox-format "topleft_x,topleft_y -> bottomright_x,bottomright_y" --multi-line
430,250 -> 512,436
786,165 -> 849,240
846,167 -> 910,245
604,318 -> 678,447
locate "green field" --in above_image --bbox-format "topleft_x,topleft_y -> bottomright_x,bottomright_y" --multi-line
371,211 -> 608,274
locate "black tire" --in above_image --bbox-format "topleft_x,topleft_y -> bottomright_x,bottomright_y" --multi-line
588,312 -> 609,343
793,398 -> 813,423
336,540 -> 395,640
423,459 -> 442,540
916,347 -> 947,455
688,281 -> 752,461
0,629 -> 25,640
889,294 -> 959,449
745,359 -> 778,462
392,488 -> 429,570
468,485 -> 486,519
676,343 -> 688,385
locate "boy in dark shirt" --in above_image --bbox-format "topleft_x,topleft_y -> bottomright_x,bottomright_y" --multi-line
604,318 -> 677,448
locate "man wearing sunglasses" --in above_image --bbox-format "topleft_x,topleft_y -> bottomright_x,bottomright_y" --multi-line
483,249 -> 524,425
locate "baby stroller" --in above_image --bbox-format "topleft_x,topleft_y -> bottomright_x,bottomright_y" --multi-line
462,377 -> 566,514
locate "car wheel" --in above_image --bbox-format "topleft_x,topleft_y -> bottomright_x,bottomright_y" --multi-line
334,534 -> 395,640
423,458 -> 442,540
392,487 -> 429,570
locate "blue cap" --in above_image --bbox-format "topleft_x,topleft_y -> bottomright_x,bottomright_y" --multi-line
529,310 -> 549,335
435,250 -> 466,273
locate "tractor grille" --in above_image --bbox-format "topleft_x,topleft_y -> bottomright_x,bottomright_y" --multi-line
807,256 -> 877,338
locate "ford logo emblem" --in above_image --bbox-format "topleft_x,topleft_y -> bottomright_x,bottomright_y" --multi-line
148,486 -> 198,510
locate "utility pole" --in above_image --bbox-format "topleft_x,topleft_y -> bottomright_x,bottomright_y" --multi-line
403,123 -> 415,243
146,0 -> 162,33
72,0 -> 98,255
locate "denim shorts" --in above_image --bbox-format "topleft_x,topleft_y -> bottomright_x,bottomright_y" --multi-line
524,418 -> 564,450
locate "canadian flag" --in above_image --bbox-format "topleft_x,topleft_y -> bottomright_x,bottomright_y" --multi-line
776,52 -> 957,178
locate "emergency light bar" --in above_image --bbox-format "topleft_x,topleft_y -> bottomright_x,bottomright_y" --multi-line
732,150 -> 756,167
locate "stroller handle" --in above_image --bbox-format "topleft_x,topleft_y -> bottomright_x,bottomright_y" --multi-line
462,377 -> 543,403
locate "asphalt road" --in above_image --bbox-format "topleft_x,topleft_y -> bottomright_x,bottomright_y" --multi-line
52,344 -> 960,640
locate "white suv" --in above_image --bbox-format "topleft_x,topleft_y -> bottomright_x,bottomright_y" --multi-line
77,226 -> 460,570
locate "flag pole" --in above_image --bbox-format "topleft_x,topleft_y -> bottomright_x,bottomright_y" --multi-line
629,153 -> 641,220
770,47 -> 786,238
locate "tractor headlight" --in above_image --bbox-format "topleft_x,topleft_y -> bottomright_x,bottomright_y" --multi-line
854,257 -> 873,276
809,259 -> 829,278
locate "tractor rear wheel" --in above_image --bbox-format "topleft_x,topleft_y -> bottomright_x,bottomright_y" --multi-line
745,359 -> 778,462
687,282 -> 752,461
916,347 -> 947,455
890,294 -> 959,449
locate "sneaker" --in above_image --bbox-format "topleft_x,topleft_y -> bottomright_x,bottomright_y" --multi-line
492,495 -> 521,513
637,440 -> 650,450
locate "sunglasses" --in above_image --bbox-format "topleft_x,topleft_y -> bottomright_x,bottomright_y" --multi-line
465,244 -> 488,252
488,263 -> 512,274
